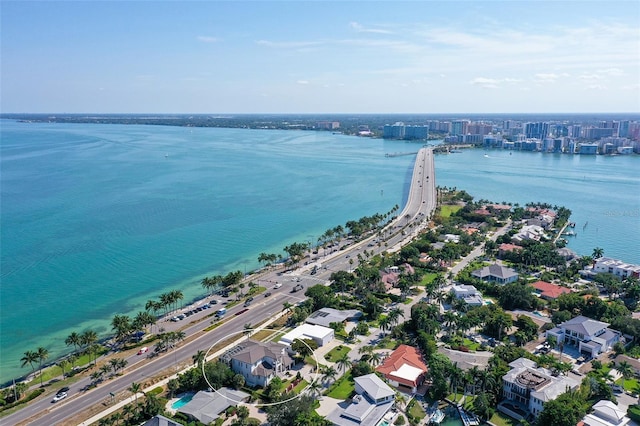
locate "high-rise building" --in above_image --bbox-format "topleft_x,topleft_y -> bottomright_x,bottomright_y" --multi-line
524,122 -> 549,139
383,122 -> 405,139
451,120 -> 469,135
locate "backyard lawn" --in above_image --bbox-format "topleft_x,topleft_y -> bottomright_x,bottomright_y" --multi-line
326,371 -> 354,399
324,345 -> 351,363
490,411 -> 524,426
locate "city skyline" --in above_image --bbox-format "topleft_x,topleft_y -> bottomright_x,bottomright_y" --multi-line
2,1 -> 639,114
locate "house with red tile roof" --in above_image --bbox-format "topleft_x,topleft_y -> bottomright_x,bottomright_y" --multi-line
375,344 -> 428,394
531,281 -> 572,300
498,243 -> 522,258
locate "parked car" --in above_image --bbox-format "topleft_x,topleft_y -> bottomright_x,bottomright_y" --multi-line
274,283 -> 282,289
210,299 -> 218,305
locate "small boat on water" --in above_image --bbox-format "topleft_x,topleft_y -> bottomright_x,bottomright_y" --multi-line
426,402 -> 445,424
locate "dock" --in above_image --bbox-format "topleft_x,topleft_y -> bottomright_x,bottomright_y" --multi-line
457,405 -> 480,426
385,151 -> 419,157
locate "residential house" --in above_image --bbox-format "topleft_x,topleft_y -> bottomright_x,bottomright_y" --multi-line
376,344 -> 428,394
471,264 -> 519,284
500,358 -> 580,420
531,281 -> 572,300
498,243 -> 523,258
592,257 -> 640,279
279,323 -> 334,347
512,225 -> 547,242
581,400 -> 631,426
327,373 -> 395,426
545,316 -> 621,358
177,389 -> 250,424
143,415 -> 183,426
451,285 -> 483,306
306,308 -> 363,328
222,340 -> 294,388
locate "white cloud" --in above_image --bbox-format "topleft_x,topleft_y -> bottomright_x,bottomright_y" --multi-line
256,40 -> 324,49
587,84 -> 607,90
470,77 -> 500,89
297,80 -> 310,85
598,68 -> 624,76
349,21 -> 393,34
197,36 -> 218,43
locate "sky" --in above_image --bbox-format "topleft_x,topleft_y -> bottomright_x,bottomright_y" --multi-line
1,0 -> 639,114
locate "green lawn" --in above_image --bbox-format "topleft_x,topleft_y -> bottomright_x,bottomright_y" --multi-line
326,371 -> 354,399
407,400 -> 426,420
293,379 -> 309,394
324,345 -> 351,363
616,377 -> 640,393
421,273 -> 439,285
490,411 -> 524,426
439,205 -> 463,218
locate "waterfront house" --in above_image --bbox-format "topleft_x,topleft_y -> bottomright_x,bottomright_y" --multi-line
592,257 -> 640,279
471,264 -> 519,284
512,225 -> 547,242
545,315 -> 621,358
222,340 -> 294,388
500,357 -> 580,420
177,388 -> 250,424
376,344 -> 428,394
326,373 -> 395,426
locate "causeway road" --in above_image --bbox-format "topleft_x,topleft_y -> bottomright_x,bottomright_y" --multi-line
6,147 -> 436,426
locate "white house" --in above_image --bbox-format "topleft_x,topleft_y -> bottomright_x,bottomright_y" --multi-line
279,323 -> 334,347
222,340 -> 294,388
593,257 -> 640,280
512,225 -> 547,242
545,315 -> 621,358
327,373 -> 395,426
500,358 -> 580,420
451,284 -> 483,306
582,400 -> 631,426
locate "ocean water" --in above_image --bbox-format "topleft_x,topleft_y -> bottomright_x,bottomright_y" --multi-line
1,120 -> 639,383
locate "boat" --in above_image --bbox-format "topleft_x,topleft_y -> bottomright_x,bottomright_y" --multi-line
583,221 -> 588,230
426,402 -> 445,424
562,230 -> 577,236
483,154 -> 489,158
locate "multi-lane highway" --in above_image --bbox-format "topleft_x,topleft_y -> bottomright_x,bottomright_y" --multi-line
5,147 -> 436,426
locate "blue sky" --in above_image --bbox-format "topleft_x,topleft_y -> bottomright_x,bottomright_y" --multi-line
2,1 -> 639,113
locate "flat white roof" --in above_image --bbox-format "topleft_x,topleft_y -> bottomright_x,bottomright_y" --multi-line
392,364 -> 424,382
279,323 -> 333,345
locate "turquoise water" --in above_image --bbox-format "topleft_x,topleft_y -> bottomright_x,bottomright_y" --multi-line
171,393 -> 194,410
1,120 -> 639,384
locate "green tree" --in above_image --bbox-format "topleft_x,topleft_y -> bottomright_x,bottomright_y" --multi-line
20,350 -> 39,383
536,391 -> 586,426
336,353 -> 352,374
36,347 -> 49,386
291,338 -> 318,358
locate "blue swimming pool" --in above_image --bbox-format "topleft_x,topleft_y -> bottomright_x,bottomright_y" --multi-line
171,394 -> 194,410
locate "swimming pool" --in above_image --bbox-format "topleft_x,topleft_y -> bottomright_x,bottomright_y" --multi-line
171,394 -> 194,410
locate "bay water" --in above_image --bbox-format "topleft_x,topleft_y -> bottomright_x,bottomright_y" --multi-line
1,120 -> 638,383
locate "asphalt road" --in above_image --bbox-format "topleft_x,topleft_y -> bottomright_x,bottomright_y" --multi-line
6,147 -> 436,426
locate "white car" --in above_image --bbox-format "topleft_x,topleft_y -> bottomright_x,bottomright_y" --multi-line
274,283 -> 282,289
52,391 -> 67,402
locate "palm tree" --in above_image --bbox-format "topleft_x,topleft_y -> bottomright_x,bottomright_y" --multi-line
306,380 -> 323,399
192,350 -> 206,370
129,381 -> 142,406
80,329 -> 98,364
243,323 -> 253,336
65,332 -> 82,363
321,365 -> 337,385
592,247 -> 604,259
282,302 -> 293,313
379,316 -> 392,337
617,360 -> 634,380
57,358 -> 70,380
336,353 -> 351,374
36,347 -> 49,386
20,350 -> 38,382
387,307 -> 405,327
